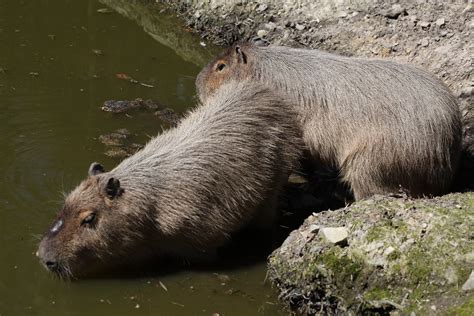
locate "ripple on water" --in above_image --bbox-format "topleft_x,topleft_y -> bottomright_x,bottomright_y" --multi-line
0,95 -> 78,222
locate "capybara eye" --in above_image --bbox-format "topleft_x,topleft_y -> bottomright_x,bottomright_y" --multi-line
81,213 -> 96,226
216,63 -> 226,72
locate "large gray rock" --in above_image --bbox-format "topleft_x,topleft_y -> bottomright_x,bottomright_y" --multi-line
268,193 -> 474,315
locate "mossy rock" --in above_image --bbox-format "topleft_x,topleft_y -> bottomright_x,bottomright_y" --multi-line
268,192 -> 474,315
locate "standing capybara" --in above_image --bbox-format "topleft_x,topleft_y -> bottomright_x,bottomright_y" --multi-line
196,43 -> 463,199
37,81 -> 303,279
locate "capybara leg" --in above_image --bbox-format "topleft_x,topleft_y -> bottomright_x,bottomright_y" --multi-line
342,158 -> 395,200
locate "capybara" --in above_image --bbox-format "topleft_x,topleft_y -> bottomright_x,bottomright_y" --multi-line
37,81 -> 303,279
196,43 -> 463,199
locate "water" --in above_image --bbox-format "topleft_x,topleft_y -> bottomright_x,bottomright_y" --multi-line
0,1 -> 283,315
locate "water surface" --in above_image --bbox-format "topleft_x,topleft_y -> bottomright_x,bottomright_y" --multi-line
0,1 -> 283,315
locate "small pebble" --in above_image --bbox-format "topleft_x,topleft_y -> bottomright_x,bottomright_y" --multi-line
320,227 -> 349,246
419,21 -> 430,28
264,22 -> 276,31
337,11 -> 348,18
295,24 -> 305,31
257,29 -> 268,38
435,18 -> 445,26
256,4 -> 267,13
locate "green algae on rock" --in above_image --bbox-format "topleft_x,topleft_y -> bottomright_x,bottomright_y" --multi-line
268,193 -> 474,315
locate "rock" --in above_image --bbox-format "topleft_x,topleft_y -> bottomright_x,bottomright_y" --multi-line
101,98 -> 161,113
256,3 -> 267,13
384,246 -> 395,256
268,193 -> 474,315
419,21 -> 431,29
381,4 -> 406,19
420,38 -> 429,47
215,273 -> 231,284
99,129 -> 143,159
257,29 -> 268,38
462,270 -> 474,291
264,22 -> 276,31
99,129 -> 130,146
308,224 -> 320,234
444,266 -> 459,284
460,86 -> 474,98
435,44 -> 452,55
337,11 -> 348,18
320,227 -> 348,245
435,17 -> 445,26
154,108 -> 181,126
295,23 -> 305,31
464,252 -> 474,262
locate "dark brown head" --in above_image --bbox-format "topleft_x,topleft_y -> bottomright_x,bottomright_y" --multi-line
36,162 -> 143,279
196,42 -> 254,103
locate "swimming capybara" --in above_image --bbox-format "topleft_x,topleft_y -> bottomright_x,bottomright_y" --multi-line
196,43 -> 463,199
37,81 -> 303,279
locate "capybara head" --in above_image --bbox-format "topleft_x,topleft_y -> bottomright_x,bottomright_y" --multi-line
196,42 -> 253,103
37,162 -> 151,279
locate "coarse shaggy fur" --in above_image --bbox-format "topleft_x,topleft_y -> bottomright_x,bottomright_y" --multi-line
197,43 -> 463,199
37,81 -> 303,278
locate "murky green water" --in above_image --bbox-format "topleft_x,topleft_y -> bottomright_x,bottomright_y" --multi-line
0,1 -> 284,315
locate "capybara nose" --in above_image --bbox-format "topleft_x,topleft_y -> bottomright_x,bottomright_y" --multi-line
45,260 -> 58,271
37,241 -> 59,271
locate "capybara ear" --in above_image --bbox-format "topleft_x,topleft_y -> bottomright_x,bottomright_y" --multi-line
88,162 -> 105,176
105,177 -> 123,199
235,45 -> 247,64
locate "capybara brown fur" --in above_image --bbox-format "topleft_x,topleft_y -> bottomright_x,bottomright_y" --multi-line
196,43 -> 463,199
37,81 -> 303,278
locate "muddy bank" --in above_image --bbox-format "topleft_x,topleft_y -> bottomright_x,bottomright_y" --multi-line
159,0 -> 473,109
